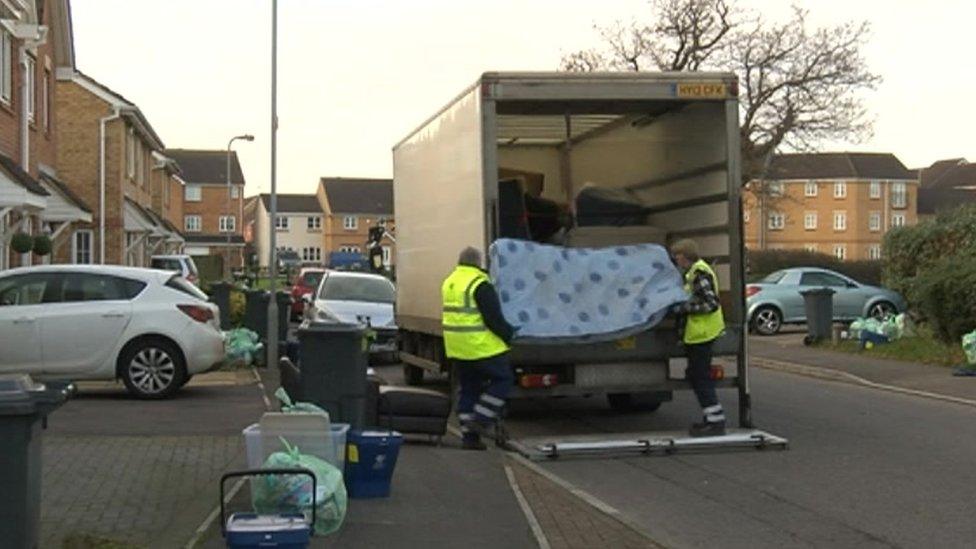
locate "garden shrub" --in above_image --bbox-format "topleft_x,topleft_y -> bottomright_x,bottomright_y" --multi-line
911,254 -> 976,343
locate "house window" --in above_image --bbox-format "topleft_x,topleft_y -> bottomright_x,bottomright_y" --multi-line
833,245 -> 847,260
343,216 -> 358,230
25,55 -> 35,123
834,181 -> 847,199
126,129 -> 136,179
382,246 -> 392,266
768,212 -> 785,230
868,245 -> 882,260
869,211 -> 881,232
184,185 -> 202,202
870,181 -> 881,199
804,212 -> 817,230
0,31 -> 11,103
804,181 -> 818,197
742,209 -> 750,223
230,186 -> 240,199
73,230 -> 93,264
219,216 -> 236,232
302,247 -> 322,262
43,68 -> 51,132
833,211 -> 847,231
804,244 -> 818,253
891,213 -> 906,227
275,216 -> 289,230
163,178 -> 171,206
184,215 -> 201,232
338,245 -> 361,254
135,142 -> 145,187
891,182 -> 907,208
307,216 -> 321,230
767,182 -> 784,197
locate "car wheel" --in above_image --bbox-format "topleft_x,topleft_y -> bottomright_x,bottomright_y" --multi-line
751,306 -> 783,336
607,393 -> 663,413
119,338 -> 187,400
868,301 -> 897,321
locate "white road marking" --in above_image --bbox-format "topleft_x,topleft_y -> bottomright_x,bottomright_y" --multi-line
504,464 -> 551,549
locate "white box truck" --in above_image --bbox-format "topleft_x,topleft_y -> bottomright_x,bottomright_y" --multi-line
393,72 -> 750,426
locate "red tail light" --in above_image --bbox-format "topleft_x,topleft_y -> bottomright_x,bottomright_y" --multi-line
178,304 -> 214,323
519,374 -> 559,388
746,285 -> 761,297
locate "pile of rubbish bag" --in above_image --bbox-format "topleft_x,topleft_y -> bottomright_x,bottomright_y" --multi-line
251,439 -> 348,535
849,313 -> 909,343
224,328 -> 264,367
275,387 -> 329,416
963,331 -> 976,366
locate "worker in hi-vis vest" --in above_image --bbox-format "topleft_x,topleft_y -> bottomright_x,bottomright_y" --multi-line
669,239 -> 727,437
442,247 -> 517,450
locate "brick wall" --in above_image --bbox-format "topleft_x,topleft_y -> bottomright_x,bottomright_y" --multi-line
324,213 -> 396,266
182,184 -> 243,235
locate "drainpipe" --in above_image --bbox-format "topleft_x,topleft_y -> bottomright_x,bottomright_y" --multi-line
99,108 -> 122,264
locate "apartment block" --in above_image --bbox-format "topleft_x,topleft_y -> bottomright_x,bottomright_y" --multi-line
744,153 -> 918,261
318,177 -> 395,267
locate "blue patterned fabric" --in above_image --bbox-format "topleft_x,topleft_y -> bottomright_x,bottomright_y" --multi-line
488,238 -> 688,343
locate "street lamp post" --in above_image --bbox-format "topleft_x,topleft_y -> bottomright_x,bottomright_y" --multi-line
226,134 -> 254,278
267,0 -> 280,370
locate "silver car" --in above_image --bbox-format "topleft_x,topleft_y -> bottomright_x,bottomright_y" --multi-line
305,271 -> 398,362
747,268 -> 907,336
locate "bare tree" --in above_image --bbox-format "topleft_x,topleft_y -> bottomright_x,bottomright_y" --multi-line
560,0 -> 880,248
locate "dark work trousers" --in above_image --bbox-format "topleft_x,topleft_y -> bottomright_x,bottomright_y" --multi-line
455,353 -> 514,440
685,341 -> 725,423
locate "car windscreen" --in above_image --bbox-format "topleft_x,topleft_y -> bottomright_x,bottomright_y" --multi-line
166,275 -> 208,300
319,275 -> 394,304
762,271 -> 788,284
302,271 -> 324,288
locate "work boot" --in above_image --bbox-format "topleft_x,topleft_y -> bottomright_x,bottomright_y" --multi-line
493,422 -> 511,450
689,421 -> 726,438
461,436 -> 487,451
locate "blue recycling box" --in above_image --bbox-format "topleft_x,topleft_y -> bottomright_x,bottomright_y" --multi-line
225,512 -> 311,548
344,430 -> 403,498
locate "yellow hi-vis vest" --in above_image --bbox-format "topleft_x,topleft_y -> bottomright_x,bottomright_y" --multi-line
683,259 -> 726,345
441,265 -> 511,360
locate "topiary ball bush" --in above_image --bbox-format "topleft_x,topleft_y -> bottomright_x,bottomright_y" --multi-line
10,232 -> 33,254
32,235 -> 52,256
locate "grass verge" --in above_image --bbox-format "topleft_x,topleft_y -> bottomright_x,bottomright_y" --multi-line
822,327 -> 965,367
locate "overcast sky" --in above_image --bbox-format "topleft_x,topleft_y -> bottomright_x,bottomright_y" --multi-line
71,0 -> 974,195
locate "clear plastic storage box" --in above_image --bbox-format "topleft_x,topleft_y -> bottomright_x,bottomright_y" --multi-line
243,421 -> 350,472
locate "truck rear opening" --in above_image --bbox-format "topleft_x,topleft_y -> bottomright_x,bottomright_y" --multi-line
393,72 -> 749,424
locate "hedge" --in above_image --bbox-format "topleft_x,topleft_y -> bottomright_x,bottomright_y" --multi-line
911,254 -> 976,343
747,249 -> 882,286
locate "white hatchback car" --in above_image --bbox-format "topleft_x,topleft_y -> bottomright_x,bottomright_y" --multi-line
0,265 -> 224,399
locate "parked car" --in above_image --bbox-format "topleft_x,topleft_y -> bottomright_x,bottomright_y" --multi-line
277,250 -> 301,274
290,267 -> 327,321
747,267 -> 907,336
150,254 -> 200,286
306,271 -> 397,362
0,265 -> 225,399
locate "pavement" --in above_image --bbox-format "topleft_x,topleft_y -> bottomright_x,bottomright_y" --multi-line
749,329 -> 976,404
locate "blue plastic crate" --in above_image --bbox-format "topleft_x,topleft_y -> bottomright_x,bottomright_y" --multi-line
344,430 -> 403,498
225,512 -> 311,548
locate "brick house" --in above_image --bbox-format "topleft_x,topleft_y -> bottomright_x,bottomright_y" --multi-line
318,177 -> 395,268
0,0 -> 90,269
247,193 -> 324,269
916,158 -> 976,221
55,69 -> 180,266
165,149 -> 246,272
743,153 -> 918,261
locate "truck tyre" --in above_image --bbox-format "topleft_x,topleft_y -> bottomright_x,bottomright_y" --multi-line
404,364 -> 424,386
607,393 -> 663,413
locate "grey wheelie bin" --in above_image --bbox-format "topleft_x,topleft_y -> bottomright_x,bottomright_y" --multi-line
801,288 -> 835,345
297,322 -> 369,429
0,375 -> 72,549
244,290 -> 291,343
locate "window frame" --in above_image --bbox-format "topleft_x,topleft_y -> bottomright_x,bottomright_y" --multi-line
868,245 -> 882,260
891,182 -> 907,208
307,216 -> 322,230
0,30 -> 11,104
338,245 -> 361,254
25,54 -> 35,123
343,216 -> 358,230
126,128 -> 136,179
803,211 -> 817,230
219,215 -> 236,233
274,216 -> 289,230
833,211 -> 847,231
230,185 -> 240,199
382,246 -> 392,266
184,215 -> 202,232
869,180 -> 881,199
834,181 -> 847,199
42,67 -> 50,133
869,211 -> 881,232
804,181 -> 818,197
803,244 -> 818,253
184,185 -> 202,202
767,212 -> 785,230
832,245 -> 847,261
72,230 -> 93,264
891,213 -> 906,227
